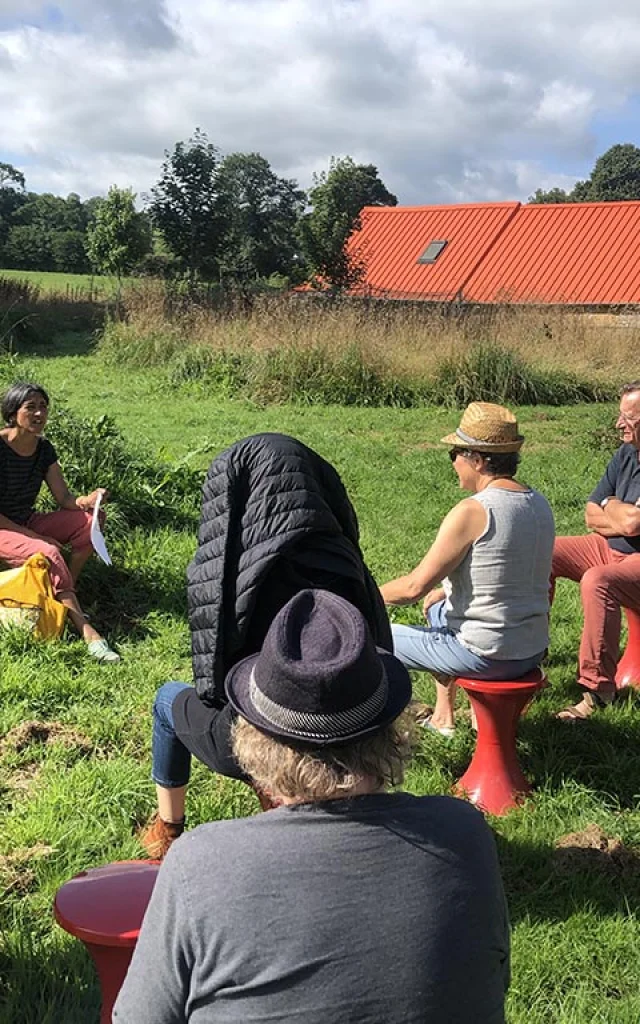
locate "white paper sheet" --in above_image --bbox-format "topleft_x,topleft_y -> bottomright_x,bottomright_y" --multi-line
90,491 -> 112,566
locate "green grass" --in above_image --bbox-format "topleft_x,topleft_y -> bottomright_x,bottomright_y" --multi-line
1,339 -> 640,1023
0,269 -> 130,298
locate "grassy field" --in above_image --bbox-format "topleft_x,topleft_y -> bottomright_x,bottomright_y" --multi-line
1,336 -> 640,1023
0,269 -> 129,299
97,285 -> 638,406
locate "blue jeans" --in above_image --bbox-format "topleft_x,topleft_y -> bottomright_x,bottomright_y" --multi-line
151,680 -> 247,787
391,601 -> 544,680
152,681 -> 193,788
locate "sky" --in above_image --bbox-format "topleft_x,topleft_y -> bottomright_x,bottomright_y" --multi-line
1,0 -> 640,205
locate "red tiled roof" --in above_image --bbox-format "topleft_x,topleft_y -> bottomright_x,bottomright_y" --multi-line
345,200 -> 640,305
347,203 -> 520,300
465,201 -> 640,304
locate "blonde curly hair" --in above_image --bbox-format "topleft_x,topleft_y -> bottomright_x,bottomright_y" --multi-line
231,712 -> 416,802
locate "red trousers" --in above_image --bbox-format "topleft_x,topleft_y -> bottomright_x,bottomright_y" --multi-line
552,533 -> 640,693
0,509 -> 96,595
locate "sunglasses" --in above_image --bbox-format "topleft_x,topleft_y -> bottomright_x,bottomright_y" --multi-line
448,448 -> 474,462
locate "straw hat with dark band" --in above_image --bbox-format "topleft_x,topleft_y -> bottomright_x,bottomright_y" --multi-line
440,401 -> 524,454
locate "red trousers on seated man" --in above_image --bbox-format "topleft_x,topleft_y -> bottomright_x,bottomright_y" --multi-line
552,382 -> 640,719
552,535 -> 640,692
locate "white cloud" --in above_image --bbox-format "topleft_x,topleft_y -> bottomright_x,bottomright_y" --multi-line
0,0 -> 639,202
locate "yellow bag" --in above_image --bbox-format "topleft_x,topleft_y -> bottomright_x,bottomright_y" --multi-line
0,553 -> 67,640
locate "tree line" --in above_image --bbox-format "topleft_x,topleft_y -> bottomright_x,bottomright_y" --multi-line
0,132 -> 397,289
2,139 -> 639,289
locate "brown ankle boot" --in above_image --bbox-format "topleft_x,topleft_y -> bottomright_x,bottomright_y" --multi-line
139,813 -> 185,859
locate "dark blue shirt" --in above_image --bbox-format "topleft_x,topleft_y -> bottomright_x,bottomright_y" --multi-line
0,436 -> 58,525
588,444 -> 640,554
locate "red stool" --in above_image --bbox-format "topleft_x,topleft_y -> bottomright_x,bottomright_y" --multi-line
54,860 -> 160,1024
615,607 -> 640,690
454,668 -> 546,816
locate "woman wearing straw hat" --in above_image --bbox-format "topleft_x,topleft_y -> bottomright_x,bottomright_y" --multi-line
381,402 -> 555,736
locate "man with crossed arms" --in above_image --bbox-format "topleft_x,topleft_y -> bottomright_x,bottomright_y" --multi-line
553,381 -> 640,720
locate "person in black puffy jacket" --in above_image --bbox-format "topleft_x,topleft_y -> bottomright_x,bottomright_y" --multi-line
139,433 -> 393,858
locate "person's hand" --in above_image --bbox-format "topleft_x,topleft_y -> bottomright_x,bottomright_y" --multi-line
422,588 -> 444,619
76,488 -> 108,511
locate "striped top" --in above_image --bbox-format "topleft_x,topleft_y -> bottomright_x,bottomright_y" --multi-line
0,436 -> 58,525
443,486 -> 555,659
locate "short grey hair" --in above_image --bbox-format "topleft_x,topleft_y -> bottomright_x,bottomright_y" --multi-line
620,381 -> 640,396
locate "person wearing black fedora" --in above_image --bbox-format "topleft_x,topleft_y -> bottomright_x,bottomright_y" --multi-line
381,402 -> 555,735
115,590 -> 510,1024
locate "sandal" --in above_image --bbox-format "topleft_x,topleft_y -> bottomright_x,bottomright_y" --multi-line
408,700 -> 455,737
557,703 -> 593,722
419,715 -> 455,738
87,638 -> 120,663
557,689 -> 614,722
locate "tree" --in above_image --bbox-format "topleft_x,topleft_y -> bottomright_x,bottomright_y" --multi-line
0,162 -> 26,260
51,230 -> 92,274
0,162 -> 25,192
528,187 -> 571,204
216,152 -> 305,282
148,129 -> 227,280
8,192 -> 83,270
568,179 -> 591,202
3,223 -> 55,270
13,192 -> 73,232
2,190 -> 97,270
86,186 -> 151,280
582,144 -> 640,201
299,157 -> 397,291
529,144 -> 640,204
84,195 -> 105,225
62,192 -> 89,233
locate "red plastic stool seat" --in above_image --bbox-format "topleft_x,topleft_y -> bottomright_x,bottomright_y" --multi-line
615,607 -> 640,690
454,668 -> 546,816
54,860 -> 160,1024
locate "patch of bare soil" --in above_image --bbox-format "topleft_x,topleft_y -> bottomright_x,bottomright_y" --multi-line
553,824 -> 640,878
5,762 -> 41,795
0,720 -> 92,756
0,843 -> 55,895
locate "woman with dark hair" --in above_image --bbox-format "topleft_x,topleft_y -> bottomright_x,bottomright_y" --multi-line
381,402 -> 554,735
0,381 -> 119,661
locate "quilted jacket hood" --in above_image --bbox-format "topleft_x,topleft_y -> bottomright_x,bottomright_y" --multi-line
187,432 -> 391,706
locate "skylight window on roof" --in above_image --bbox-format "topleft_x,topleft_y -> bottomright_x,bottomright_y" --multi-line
417,240 -> 448,264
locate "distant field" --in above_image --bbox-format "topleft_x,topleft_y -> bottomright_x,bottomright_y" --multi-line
0,269 -> 131,297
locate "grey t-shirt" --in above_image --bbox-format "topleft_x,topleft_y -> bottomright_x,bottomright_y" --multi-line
114,793 -> 509,1024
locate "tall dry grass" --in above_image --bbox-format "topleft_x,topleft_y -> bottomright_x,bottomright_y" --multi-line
97,283 -> 635,406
